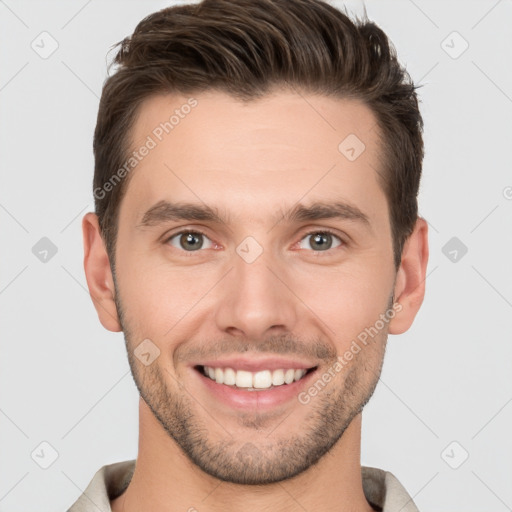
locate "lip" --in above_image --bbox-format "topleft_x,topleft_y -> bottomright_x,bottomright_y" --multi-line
191,356 -> 317,372
192,364 -> 318,410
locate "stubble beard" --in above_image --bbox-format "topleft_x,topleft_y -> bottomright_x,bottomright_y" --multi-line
114,283 -> 389,485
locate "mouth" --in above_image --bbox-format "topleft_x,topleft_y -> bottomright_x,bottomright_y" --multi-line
195,365 -> 318,391
192,362 -> 319,410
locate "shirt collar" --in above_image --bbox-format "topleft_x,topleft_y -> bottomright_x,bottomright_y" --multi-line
67,460 -> 420,512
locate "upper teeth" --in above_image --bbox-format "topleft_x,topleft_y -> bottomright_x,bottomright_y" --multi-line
203,366 -> 308,389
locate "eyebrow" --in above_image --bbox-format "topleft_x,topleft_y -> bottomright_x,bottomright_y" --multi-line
138,200 -> 371,229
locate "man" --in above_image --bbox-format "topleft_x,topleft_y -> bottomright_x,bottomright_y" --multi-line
69,0 -> 428,510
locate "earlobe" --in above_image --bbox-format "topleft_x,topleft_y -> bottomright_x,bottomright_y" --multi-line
388,217 -> 429,335
82,212 -> 122,332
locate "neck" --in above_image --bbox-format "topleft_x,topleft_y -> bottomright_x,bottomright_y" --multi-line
111,400 -> 374,512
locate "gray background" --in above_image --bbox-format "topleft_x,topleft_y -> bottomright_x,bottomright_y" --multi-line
1,0 -> 511,510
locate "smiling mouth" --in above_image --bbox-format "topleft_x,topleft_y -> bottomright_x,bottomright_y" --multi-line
195,365 -> 317,391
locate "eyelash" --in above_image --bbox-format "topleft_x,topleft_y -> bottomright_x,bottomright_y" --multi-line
163,228 -> 346,256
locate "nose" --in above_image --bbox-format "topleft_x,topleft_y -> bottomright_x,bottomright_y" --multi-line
214,247 -> 299,341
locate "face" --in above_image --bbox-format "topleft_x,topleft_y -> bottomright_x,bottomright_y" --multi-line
107,90 -> 401,484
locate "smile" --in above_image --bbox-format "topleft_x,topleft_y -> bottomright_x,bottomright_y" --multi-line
199,365 -> 316,390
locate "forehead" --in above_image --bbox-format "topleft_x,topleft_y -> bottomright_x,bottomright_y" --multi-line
121,90 -> 386,226
131,89 -> 381,166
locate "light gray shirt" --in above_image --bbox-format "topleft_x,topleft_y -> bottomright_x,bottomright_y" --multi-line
67,460 -> 420,512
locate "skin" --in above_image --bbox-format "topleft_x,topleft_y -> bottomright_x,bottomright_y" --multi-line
83,89 -> 428,512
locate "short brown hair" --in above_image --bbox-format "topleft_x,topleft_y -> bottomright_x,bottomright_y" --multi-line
93,0 -> 424,269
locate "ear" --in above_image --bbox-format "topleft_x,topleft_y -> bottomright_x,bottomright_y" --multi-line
388,217 -> 429,335
82,212 -> 122,332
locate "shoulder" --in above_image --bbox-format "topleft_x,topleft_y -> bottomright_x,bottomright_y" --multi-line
361,465 -> 420,512
66,459 -> 136,512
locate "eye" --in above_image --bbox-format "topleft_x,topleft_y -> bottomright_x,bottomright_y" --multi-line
297,230 -> 343,252
165,230 -> 215,252
164,228 -> 345,254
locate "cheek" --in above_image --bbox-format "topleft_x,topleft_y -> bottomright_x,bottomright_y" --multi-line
116,235 -> 395,342
297,266 -> 393,341
115,257 -> 213,336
